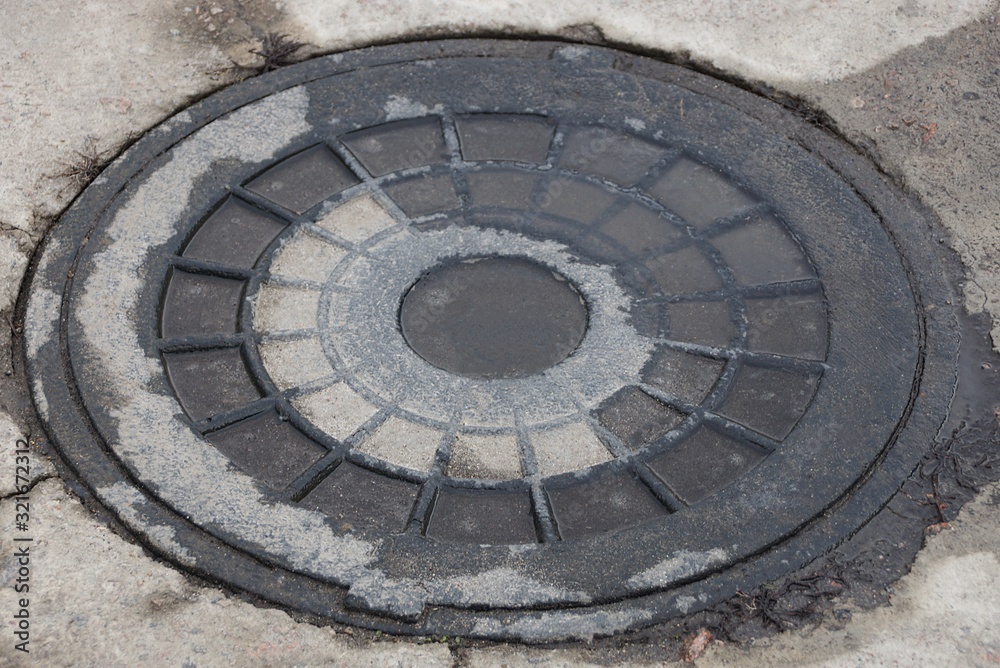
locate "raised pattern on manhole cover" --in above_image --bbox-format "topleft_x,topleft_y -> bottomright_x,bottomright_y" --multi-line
25,40 -> 958,641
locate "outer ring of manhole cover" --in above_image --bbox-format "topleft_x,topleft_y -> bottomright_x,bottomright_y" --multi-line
24,39 -> 959,641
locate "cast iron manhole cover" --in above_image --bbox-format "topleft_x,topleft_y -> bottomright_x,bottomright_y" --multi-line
25,40 -> 958,640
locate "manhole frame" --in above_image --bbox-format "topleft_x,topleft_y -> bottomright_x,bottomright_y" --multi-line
21,38 -> 960,641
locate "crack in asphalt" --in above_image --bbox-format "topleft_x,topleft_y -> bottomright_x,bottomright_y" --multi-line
0,473 -> 58,502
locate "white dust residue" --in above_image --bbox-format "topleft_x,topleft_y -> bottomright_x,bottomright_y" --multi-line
100,482 -> 197,567
472,607 -> 654,642
75,87 -> 378,583
25,235 -> 66,422
432,566 -> 591,607
384,95 -> 443,120
626,548 -> 730,591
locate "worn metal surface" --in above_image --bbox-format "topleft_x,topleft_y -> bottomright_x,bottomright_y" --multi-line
23,40 -> 959,641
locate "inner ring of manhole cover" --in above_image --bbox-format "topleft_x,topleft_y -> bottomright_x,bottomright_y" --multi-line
399,256 -> 590,378
25,40 -> 958,641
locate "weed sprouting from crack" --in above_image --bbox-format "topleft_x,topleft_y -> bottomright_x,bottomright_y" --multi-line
229,32 -> 308,78
253,32 -> 308,71
51,136 -> 115,192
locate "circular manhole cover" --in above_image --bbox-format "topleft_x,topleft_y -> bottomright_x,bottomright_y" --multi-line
25,40 -> 958,641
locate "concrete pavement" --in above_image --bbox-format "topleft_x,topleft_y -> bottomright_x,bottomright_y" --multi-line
2,1 -> 1000,665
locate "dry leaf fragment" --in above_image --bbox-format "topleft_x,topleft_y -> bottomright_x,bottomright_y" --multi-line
920,122 -> 939,143
681,628 -> 714,662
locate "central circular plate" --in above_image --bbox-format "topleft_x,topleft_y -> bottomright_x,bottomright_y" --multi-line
399,257 -> 589,379
25,40 -> 957,641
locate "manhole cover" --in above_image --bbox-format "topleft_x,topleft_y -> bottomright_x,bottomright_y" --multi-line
25,40 -> 959,641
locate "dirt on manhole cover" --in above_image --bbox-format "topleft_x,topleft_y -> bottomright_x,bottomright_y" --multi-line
24,39 -> 960,641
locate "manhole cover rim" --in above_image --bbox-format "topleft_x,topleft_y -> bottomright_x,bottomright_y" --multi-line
23,38 -> 959,640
